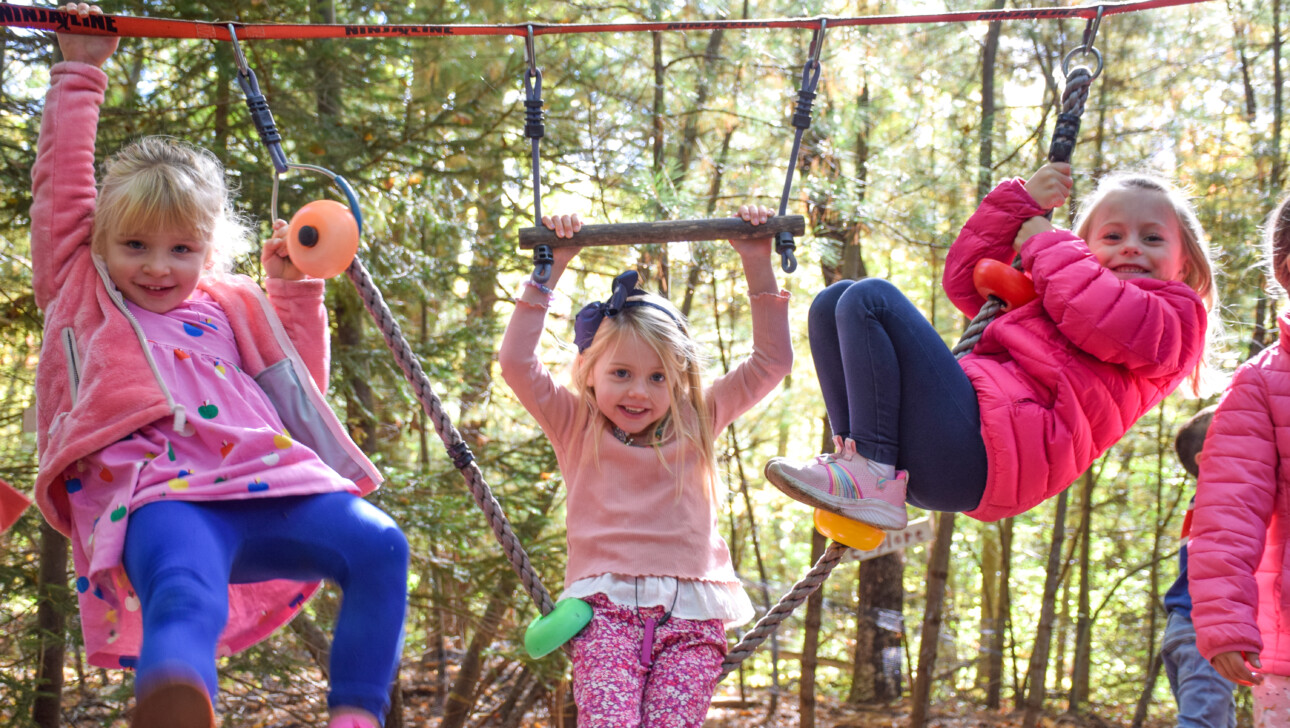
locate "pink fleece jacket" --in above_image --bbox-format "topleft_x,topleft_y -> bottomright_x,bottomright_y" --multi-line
498,292 -> 792,587
946,179 -> 1207,522
31,62 -> 381,536
1190,314 -> 1290,676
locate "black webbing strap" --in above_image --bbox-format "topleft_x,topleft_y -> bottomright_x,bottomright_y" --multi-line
524,26 -> 555,283
774,18 -> 827,274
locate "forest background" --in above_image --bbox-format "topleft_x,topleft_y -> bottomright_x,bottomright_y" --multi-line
0,0 -> 1281,726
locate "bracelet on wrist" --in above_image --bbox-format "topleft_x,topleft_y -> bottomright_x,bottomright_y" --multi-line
523,278 -> 555,301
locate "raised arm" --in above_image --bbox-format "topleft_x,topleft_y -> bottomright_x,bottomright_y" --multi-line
32,4 -> 120,310
498,215 -> 583,435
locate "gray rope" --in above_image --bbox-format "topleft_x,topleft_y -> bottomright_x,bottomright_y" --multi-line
722,541 -> 851,677
344,256 -> 556,616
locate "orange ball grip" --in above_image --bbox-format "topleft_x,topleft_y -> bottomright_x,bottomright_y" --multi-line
286,200 -> 360,279
972,259 -> 1036,311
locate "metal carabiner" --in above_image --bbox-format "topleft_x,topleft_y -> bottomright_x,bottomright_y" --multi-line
525,24 -> 539,79
227,24 -> 249,77
807,17 -> 828,70
1082,5 -> 1104,51
1061,6 -> 1105,81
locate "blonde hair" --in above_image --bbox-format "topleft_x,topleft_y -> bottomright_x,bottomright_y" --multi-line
1072,171 -> 1219,394
92,136 -> 252,276
570,293 -> 719,502
1072,172 -> 1216,311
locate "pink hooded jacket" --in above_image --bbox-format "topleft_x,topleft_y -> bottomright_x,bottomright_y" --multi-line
32,63 -> 380,538
1190,314 -> 1290,676
947,179 -> 1207,522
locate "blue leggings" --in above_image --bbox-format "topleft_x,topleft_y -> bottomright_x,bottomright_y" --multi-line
809,279 -> 987,513
123,492 -> 409,721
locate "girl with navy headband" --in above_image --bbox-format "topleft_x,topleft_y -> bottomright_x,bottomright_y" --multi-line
499,207 -> 793,726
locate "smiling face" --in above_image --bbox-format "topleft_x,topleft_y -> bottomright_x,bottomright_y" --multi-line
1084,187 -> 1188,284
102,226 -> 212,313
588,331 -> 674,439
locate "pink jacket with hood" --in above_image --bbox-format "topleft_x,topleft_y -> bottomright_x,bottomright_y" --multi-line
31,62 -> 381,660
947,179 -> 1207,522
1190,314 -> 1290,676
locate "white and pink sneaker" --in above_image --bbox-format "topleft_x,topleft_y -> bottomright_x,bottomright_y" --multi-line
764,438 -> 909,530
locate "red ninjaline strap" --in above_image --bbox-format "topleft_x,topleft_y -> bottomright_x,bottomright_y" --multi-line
1,0 -> 1214,41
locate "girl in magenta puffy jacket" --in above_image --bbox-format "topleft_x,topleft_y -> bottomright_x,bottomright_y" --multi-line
1190,194 -> 1290,726
33,7 -> 406,728
766,161 -> 1215,528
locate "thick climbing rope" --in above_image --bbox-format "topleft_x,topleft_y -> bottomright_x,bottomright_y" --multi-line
344,256 -> 559,616
721,541 -> 850,676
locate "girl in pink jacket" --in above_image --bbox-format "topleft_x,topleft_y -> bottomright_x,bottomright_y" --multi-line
1190,194 -> 1290,726
499,207 -> 792,727
766,162 -> 1214,528
33,7 -> 406,728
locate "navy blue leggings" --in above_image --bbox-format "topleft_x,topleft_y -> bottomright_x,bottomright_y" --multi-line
809,279 -> 987,513
123,492 -> 408,722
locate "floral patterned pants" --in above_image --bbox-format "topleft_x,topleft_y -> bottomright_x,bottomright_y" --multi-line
570,593 -> 727,727
1254,673 -> 1290,727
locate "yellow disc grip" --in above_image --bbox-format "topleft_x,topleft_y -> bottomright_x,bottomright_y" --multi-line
286,200 -> 360,279
814,509 -> 886,551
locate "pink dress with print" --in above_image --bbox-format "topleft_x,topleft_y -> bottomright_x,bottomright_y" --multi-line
64,292 -> 358,669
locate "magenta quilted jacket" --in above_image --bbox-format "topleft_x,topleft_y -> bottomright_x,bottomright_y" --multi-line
947,179 -> 1207,521
1191,314 -> 1290,675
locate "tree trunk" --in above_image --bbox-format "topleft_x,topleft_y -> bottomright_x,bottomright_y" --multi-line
798,529 -> 828,728
847,553 -> 903,704
976,6 -> 1006,202
1022,491 -> 1071,728
909,511 -> 956,728
1275,0 -> 1285,189
1130,650 -> 1165,728
33,522 -> 68,728
440,573 -> 518,728
1068,471 -> 1095,710
985,518 -> 1012,709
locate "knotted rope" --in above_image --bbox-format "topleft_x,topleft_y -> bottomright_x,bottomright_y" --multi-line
345,256 -> 557,616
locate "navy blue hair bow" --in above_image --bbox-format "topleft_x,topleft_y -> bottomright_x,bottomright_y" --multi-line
573,270 -> 681,352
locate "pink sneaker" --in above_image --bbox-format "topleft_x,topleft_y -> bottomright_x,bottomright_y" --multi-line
764,442 -> 908,530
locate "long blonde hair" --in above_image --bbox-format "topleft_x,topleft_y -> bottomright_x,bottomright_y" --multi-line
569,293 -> 719,502
92,136 -> 252,276
1072,171 -> 1219,394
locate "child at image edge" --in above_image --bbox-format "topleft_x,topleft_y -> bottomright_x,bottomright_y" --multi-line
766,161 -> 1215,528
31,6 -> 408,728
498,209 -> 792,726
1190,194 -> 1290,727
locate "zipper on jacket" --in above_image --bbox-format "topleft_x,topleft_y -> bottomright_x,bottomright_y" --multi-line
61,327 -> 81,404
90,253 -> 186,431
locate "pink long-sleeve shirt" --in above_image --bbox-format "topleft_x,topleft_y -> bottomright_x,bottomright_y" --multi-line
498,291 -> 792,587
